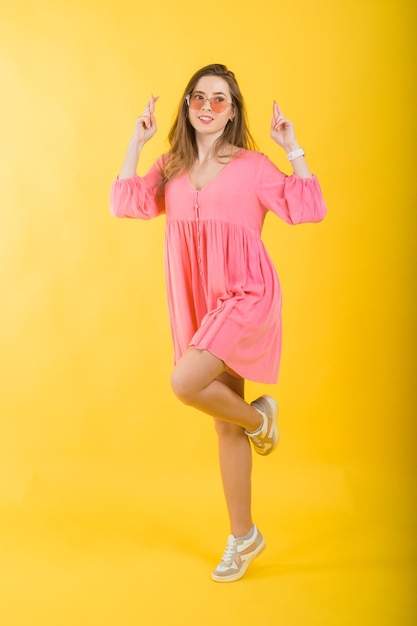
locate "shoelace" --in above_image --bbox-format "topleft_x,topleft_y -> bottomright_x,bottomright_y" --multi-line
221,535 -> 238,565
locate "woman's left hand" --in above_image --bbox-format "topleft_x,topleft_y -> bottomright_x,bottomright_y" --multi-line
270,101 -> 299,152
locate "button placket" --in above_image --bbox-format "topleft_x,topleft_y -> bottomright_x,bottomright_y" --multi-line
195,191 -> 205,287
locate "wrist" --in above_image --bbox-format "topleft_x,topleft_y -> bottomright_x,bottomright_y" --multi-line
128,136 -> 146,151
284,141 -> 301,154
287,147 -> 305,161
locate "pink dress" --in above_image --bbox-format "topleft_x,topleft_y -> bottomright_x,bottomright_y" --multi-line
110,149 -> 327,383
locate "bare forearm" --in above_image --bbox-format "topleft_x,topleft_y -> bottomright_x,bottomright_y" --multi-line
270,102 -> 313,178
285,142 -> 313,178
118,139 -> 145,179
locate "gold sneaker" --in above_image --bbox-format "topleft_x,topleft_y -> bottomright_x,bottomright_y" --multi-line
246,395 -> 279,455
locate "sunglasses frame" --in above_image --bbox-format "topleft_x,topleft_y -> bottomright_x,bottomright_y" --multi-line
185,93 -> 233,114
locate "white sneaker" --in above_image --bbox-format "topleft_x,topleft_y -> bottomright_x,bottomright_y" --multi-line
211,525 -> 266,583
245,395 -> 279,456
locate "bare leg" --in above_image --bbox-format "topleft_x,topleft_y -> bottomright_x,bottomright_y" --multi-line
171,348 -> 259,537
170,348 -> 262,432
214,372 -> 253,538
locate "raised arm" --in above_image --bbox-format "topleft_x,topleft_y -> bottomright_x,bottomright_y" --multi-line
257,102 -> 327,224
270,101 -> 312,179
110,95 -> 166,219
118,95 -> 159,179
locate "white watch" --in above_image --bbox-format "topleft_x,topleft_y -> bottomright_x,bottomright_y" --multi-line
287,148 -> 305,161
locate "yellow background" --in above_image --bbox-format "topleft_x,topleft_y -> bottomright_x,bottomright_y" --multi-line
0,1 -> 415,624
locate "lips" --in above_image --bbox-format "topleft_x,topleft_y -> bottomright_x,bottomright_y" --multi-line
198,116 -> 214,124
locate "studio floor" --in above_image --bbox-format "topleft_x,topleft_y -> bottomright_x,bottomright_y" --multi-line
0,458 -> 414,626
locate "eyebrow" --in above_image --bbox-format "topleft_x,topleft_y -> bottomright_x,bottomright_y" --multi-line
193,90 -> 227,96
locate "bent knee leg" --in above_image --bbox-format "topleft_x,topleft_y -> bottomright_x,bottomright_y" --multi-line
170,366 -> 196,405
170,348 -> 226,405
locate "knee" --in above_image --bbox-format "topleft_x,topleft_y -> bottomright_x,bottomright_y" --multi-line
170,367 -> 195,405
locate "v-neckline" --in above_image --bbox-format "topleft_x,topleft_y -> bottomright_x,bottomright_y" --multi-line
187,150 -> 242,192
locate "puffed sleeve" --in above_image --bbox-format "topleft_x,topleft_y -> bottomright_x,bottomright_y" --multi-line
256,154 -> 327,225
110,155 -> 166,219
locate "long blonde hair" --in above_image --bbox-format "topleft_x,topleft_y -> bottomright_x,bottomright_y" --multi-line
161,64 -> 257,185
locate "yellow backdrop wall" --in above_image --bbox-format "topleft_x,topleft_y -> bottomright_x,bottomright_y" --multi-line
0,1 -> 415,625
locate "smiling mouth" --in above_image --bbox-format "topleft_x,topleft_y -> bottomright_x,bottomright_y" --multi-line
199,116 -> 214,123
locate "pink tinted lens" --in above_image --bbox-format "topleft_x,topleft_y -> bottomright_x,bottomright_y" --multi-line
211,99 -> 227,113
189,95 -> 227,113
188,96 -> 203,110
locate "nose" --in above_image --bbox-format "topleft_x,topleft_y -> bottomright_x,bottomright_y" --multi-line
201,97 -> 212,111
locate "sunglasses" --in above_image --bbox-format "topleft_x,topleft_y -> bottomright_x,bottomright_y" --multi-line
185,92 -> 232,114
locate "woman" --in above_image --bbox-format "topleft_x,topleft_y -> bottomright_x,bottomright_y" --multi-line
110,63 -> 327,582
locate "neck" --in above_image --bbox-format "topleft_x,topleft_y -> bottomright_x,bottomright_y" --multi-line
195,132 -> 223,164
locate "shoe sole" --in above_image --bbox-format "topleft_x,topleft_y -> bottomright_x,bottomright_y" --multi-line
211,538 -> 266,583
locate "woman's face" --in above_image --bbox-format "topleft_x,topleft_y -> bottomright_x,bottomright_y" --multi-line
187,75 -> 234,138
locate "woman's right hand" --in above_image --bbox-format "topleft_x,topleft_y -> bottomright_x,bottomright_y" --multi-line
117,95 -> 159,179
132,95 -> 159,145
